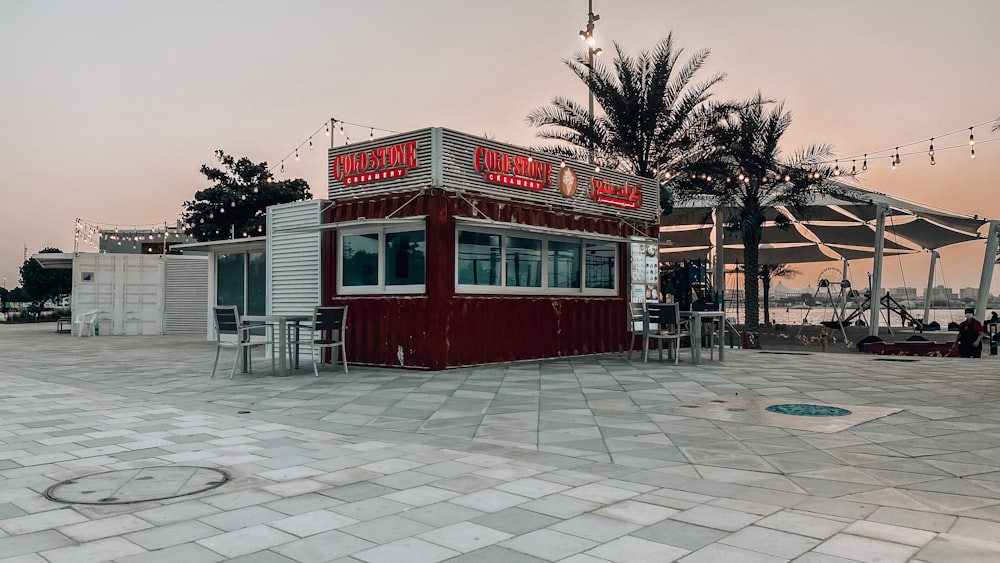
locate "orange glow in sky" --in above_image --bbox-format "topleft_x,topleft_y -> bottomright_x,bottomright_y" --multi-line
1,0 -> 998,294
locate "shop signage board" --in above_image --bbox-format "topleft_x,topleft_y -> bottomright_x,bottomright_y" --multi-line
629,236 -> 661,303
327,127 -> 658,222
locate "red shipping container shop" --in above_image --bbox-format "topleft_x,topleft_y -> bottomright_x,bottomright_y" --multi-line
319,127 -> 659,370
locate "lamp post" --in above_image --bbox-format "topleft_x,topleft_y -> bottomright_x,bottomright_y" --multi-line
579,0 -> 602,163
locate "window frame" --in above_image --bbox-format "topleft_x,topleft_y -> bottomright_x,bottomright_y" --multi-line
337,219 -> 426,295
455,225 -> 618,296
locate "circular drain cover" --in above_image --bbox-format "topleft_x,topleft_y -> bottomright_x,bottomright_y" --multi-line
45,466 -> 230,505
766,404 -> 852,417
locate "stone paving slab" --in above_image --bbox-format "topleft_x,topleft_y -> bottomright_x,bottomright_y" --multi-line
2,323 -> 1000,561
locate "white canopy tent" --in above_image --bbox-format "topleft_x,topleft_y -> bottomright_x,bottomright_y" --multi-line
660,181 -> 999,334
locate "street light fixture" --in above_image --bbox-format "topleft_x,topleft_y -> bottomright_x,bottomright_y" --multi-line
579,0 -> 601,164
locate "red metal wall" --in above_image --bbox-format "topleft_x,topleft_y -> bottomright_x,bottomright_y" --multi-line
323,189 -> 655,370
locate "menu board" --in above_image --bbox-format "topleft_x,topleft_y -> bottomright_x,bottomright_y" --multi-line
629,237 -> 660,303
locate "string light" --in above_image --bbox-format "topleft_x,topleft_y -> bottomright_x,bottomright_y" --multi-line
370,127 -> 374,142
928,138 -> 935,165
850,160 -> 856,174
833,160 -> 840,176
308,138 -> 313,150
969,127 -> 975,145
862,154 -> 868,171
294,149 -> 299,162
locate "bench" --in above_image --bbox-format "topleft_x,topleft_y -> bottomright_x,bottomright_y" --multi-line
56,316 -> 73,333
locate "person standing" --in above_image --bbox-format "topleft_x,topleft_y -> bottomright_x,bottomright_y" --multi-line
955,307 -> 984,358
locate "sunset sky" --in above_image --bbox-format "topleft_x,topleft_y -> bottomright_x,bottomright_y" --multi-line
2,0 -> 998,295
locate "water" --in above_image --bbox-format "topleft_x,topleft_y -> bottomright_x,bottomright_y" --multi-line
725,305 -> 980,328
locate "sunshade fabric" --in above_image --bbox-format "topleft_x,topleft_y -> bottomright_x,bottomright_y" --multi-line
660,180 -> 989,264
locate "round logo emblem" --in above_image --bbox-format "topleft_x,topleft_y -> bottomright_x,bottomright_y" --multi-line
559,165 -> 578,198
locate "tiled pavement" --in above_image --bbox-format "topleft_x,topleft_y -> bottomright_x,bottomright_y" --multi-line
2,324 -> 1000,561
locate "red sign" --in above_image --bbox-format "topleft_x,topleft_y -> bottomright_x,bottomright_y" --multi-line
589,178 -> 642,209
331,141 -> 418,186
474,146 -> 553,192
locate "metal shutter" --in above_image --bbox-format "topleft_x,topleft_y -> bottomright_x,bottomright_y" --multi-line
268,200 -> 323,316
164,255 -> 208,335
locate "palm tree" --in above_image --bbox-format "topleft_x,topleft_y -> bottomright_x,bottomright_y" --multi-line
760,263 -> 800,326
670,93 -> 841,332
526,33 -> 730,212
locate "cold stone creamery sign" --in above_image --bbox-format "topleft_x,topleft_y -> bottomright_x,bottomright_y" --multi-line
589,177 -> 642,209
330,140 -> 418,186
473,146 -> 552,191
472,145 -> 643,211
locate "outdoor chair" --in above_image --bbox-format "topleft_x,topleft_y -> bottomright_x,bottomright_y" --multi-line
211,305 -> 274,378
644,303 -> 692,364
626,301 -> 646,360
302,305 -> 348,376
73,310 -> 100,337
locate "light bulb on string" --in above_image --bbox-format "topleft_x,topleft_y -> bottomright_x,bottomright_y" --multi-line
295,149 -> 299,162
928,138 -> 935,165
280,161 -> 284,173
308,138 -> 313,150
370,128 -> 374,142
833,160 -> 840,176
862,154 -> 868,171
969,128 -> 975,146
325,121 -> 331,136
894,147 -> 901,167
231,201 -> 236,207
851,160 -> 856,174
971,146 -> 976,159
241,194 -> 246,200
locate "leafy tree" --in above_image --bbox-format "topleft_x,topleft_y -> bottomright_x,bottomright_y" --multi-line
526,33 -> 731,214
669,93 -> 841,332
8,287 -> 29,303
19,247 -> 72,317
759,263 -> 800,326
181,150 -> 312,241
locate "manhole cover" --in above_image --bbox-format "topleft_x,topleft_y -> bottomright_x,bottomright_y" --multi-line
45,466 -> 230,505
766,404 -> 852,417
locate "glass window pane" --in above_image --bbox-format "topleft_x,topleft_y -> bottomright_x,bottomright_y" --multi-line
547,240 -> 581,288
216,253 -> 245,313
343,233 -> 379,286
386,230 -> 425,285
246,251 -> 267,316
457,231 -> 500,285
505,236 -> 542,287
585,242 -> 616,289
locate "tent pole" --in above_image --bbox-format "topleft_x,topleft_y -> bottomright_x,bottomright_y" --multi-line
714,206 -> 725,305
975,220 -> 999,320
869,203 -> 887,336
923,250 -> 938,327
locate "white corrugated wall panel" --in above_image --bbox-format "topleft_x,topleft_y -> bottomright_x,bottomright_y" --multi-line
164,255 -> 208,335
268,200 -> 323,316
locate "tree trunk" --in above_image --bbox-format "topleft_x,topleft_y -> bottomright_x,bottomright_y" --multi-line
742,229 -> 762,332
762,271 -> 771,326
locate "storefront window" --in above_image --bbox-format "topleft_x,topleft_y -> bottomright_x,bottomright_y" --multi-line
386,230 -> 425,286
216,253 -> 246,312
457,231 -> 500,286
548,240 -> 581,289
505,236 -> 541,287
342,233 -> 379,287
457,227 -> 615,295
339,222 -> 426,294
585,242 -> 616,289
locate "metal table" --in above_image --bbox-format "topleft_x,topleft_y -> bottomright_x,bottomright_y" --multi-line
242,314 -> 310,375
681,310 -> 726,365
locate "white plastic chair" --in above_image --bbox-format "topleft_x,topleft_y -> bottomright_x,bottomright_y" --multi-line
73,310 -> 100,337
